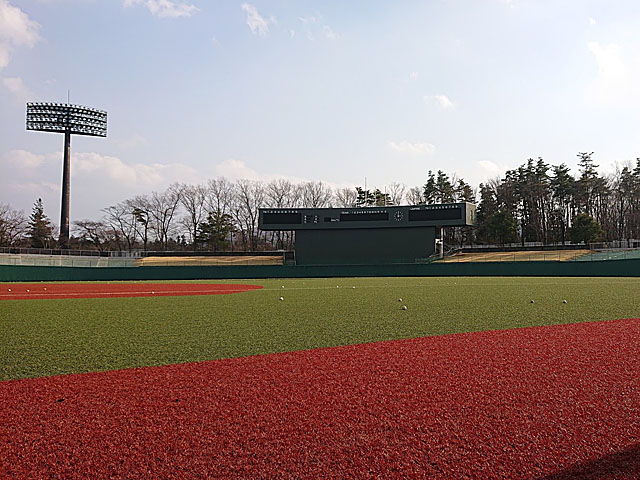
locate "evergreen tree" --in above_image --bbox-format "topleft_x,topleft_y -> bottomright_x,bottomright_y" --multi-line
355,187 -> 375,207
486,210 -> 517,245
575,152 -> 599,216
422,171 -> 437,205
196,210 -> 235,251
476,183 -> 498,243
569,213 -> 603,244
550,163 -> 575,244
435,170 -> 454,203
28,198 -> 53,248
455,179 -> 475,203
373,189 -> 391,206
132,206 -> 150,252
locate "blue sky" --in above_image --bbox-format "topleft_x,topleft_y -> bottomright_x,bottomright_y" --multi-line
2,0 -> 640,221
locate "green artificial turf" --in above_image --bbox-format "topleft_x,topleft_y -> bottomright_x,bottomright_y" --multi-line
1,277 -> 640,381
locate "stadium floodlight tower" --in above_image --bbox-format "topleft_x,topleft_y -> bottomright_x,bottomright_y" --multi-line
26,102 -> 107,248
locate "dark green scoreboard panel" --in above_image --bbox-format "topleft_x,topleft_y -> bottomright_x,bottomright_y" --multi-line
259,203 -> 475,265
294,227 -> 436,265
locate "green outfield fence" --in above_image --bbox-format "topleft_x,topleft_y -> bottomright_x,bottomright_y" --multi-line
1,258 -> 640,282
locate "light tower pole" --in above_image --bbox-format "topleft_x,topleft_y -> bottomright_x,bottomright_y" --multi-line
26,102 -> 107,248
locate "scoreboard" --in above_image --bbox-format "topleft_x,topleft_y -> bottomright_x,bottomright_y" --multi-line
259,203 -> 476,266
259,203 -> 475,230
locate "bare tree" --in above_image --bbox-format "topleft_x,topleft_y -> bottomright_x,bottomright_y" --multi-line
74,220 -> 111,252
301,181 -> 333,207
179,183 -> 207,249
0,203 -> 27,246
264,179 -> 298,249
233,179 -> 265,251
102,201 -> 139,252
141,184 -> 183,250
149,183 -> 183,250
406,186 -> 424,205
335,187 -> 358,207
266,179 -> 296,208
387,182 -> 407,205
206,177 -> 234,215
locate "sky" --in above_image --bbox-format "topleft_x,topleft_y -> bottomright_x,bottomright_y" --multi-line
2,0 -> 640,222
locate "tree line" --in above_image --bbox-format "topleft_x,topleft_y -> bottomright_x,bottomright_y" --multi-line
2,152 -> 640,252
475,153 -> 640,246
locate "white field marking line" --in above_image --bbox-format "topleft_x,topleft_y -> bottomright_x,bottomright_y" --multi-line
0,289 -> 251,298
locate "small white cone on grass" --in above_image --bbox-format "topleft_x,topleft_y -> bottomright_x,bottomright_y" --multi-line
279,296 -> 284,301
401,305 -> 408,311
398,298 -> 403,302
563,300 -> 567,304
352,286 -> 356,289
281,286 -> 285,289
530,300 -> 535,304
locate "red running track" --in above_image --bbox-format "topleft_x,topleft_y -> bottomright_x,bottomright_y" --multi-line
0,282 -> 263,300
2,319 -> 640,479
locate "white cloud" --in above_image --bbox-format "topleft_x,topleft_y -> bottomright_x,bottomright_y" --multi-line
10,181 -> 59,194
587,41 -> 640,106
214,158 -> 310,185
298,13 -> 340,42
118,132 -> 149,149
427,94 -> 454,109
2,76 -> 33,101
123,0 -> 198,18
72,152 -> 200,186
3,149 -> 45,168
589,17 -> 596,25
1,148 -> 213,219
476,160 -> 506,175
0,44 -> 9,69
388,141 -> 436,156
6,148 -> 202,187
241,3 -> 274,37
289,29 -> 295,39
588,41 -> 625,79
0,0 -> 40,70
322,25 -> 341,41
0,0 -> 40,46
298,15 -> 321,24
215,158 -> 260,180
409,72 -> 419,81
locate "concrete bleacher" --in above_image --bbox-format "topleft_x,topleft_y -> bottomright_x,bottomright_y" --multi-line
438,249 -> 592,263
136,255 -> 284,267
